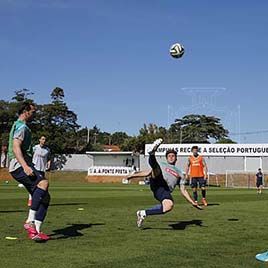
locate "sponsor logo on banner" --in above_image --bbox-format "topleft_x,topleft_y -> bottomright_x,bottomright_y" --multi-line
145,144 -> 268,157
88,166 -> 134,176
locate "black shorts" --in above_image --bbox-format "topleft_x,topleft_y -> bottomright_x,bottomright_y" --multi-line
191,177 -> 206,188
10,166 -> 45,194
149,176 -> 173,202
256,180 -> 263,187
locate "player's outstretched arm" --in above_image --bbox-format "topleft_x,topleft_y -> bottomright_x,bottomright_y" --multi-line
179,184 -> 203,210
125,170 -> 152,181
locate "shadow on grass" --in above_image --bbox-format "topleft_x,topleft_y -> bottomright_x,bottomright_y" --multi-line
50,223 -> 105,240
143,219 -> 204,231
50,203 -> 88,207
169,220 -> 204,230
0,210 -> 26,213
227,218 -> 239,222
206,203 -> 220,206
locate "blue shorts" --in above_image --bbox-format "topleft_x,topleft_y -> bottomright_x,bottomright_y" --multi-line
149,176 -> 173,202
256,180 -> 263,187
10,166 -> 45,194
191,177 -> 206,188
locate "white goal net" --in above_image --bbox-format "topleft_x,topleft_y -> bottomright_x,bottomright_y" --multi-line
225,170 -> 267,188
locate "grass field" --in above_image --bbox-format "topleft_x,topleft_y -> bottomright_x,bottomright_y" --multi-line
1,179 -> 268,268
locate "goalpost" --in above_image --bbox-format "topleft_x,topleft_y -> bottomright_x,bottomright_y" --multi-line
225,170 -> 267,188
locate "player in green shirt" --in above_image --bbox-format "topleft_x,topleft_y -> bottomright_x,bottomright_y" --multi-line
8,101 -> 50,242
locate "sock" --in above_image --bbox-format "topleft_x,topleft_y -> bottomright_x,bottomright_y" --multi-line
26,209 -> 36,223
31,188 -> 47,211
35,203 -> 48,222
139,210 -> 146,217
193,191 -> 198,201
202,189 -> 206,198
34,220 -> 42,233
145,204 -> 164,216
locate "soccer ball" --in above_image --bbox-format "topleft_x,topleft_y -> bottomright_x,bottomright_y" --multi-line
169,43 -> 185,59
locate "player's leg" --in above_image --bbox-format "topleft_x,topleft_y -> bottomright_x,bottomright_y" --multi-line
27,171 -> 45,207
200,178 -> 208,206
24,169 -> 50,241
260,184 -> 263,194
191,178 -> 198,203
32,170 -> 50,237
256,181 -> 261,194
27,194 -> 32,207
29,178 -> 50,240
136,185 -> 173,228
147,138 -> 163,178
148,154 -> 162,178
259,180 -> 263,194
10,167 -> 49,241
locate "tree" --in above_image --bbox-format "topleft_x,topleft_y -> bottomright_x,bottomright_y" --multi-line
120,124 -> 168,153
216,138 -> 236,144
170,114 -> 229,143
50,87 -> 64,102
12,89 -> 34,102
33,88 -> 80,153
111,132 -> 130,146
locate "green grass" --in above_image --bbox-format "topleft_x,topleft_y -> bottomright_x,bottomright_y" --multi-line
0,179 -> 268,268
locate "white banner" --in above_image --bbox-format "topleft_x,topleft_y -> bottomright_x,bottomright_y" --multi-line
145,144 -> 268,157
88,166 -> 134,176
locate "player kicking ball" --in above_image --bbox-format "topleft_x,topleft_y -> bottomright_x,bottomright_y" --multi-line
136,138 -> 202,228
8,102 -> 51,242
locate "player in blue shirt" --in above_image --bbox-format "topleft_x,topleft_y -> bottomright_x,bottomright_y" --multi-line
256,168 -> 264,194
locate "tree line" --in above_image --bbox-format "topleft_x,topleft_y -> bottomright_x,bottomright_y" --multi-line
0,88 -> 235,154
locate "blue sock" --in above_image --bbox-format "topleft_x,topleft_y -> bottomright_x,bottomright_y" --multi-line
31,188 -> 47,211
36,203 -> 48,222
201,189 -> 206,198
145,204 -> 164,216
193,191 -> 198,201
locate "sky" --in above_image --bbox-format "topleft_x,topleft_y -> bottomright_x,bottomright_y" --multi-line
0,0 -> 268,143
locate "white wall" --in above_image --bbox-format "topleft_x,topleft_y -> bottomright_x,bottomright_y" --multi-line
139,155 -> 267,174
93,155 -> 139,167
53,154 -> 268,174
53,154 -> 93,171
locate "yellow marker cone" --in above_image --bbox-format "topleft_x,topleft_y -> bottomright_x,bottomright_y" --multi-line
5,236 -> 18,240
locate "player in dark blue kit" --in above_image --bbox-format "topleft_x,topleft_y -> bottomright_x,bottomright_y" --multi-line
136,139 -> 202,228
256,168 -> 264,194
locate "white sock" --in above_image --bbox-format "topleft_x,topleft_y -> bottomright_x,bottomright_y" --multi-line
34,220 -> 42,233
141,210 -> 146,217
26,209 -> 36,223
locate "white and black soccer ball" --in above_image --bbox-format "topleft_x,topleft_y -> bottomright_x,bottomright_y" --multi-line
169,43 -> 185,59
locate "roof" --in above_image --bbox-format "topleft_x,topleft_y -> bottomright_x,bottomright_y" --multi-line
86,151 -> 135,155
103,145 -> 121,152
